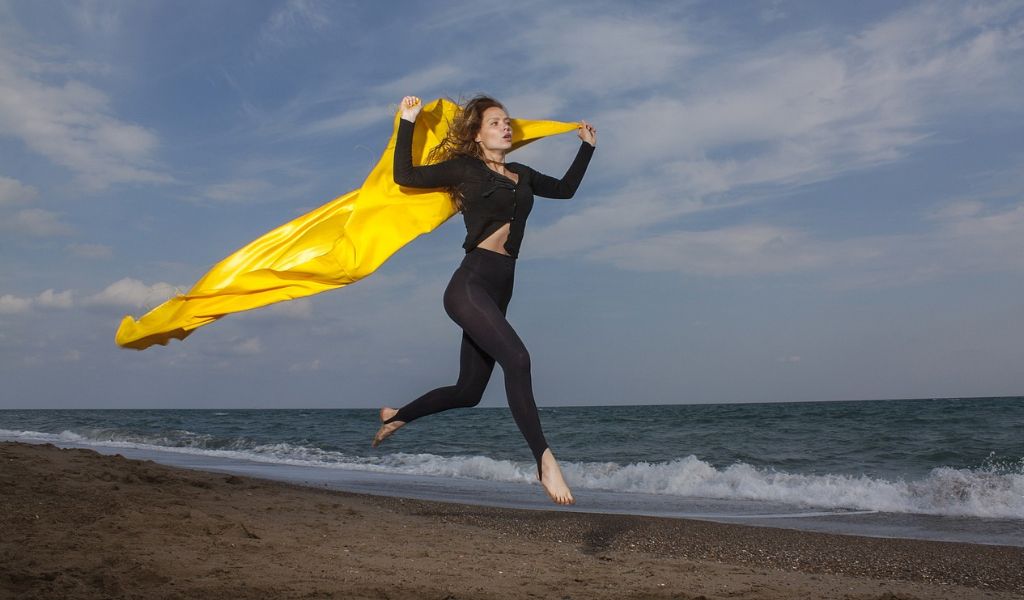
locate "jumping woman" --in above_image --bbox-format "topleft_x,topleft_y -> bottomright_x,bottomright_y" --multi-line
372,95 -> 597,505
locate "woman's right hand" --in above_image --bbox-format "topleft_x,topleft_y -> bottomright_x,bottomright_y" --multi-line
400,96 -> 422,122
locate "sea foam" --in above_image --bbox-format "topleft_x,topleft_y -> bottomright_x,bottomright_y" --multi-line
3,427 -> 1021,520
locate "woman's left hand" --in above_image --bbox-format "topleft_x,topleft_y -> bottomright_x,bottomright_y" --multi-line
578,120 -> 597,147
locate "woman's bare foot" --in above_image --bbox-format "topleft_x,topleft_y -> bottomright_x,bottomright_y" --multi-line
371,408 -> 405,448
538,448 -> 575,505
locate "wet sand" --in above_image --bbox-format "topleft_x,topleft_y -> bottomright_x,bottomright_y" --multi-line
1,441 -> 1020,599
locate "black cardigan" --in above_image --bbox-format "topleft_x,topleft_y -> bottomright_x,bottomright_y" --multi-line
393,118 -> 594,259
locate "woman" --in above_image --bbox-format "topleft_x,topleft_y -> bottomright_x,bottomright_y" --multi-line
372,95 -> 596,506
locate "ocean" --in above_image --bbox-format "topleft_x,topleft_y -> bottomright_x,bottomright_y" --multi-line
2,397 -> 1021,546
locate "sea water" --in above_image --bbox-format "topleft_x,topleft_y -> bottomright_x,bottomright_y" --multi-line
2,398 -> 1021,546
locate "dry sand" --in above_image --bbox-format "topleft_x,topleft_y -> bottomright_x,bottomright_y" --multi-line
2,441 -> 1021,599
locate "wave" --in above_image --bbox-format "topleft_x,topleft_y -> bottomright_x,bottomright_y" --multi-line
574,455 -> 1024,520
3,427 -> 1021,520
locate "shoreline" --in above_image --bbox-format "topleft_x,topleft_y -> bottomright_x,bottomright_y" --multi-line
5,432 -> 1018,548
2,440 -> 1021,599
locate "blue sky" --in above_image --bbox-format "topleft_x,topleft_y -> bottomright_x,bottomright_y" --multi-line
1,0 -> 1022,409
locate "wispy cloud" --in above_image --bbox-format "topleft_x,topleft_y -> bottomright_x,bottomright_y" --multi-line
0,41 -> 170,190
68,0 -> 122,35
297,104 -> 392,137
0,289 -> 74,314
202,179 -> 275,204
36,288 -> 74,309
2,208 -> 73,237
589,225 -> 835,276
760,1 -> 787,23
0,175 -> 72,236
87,278 -> 179,311
372,64 -> 465,99
517,10 -> 701,94
238,298 -> 314,320
1,278 -> 186,316
581,195 -> 1024,286
288,358 -> 321,373
241,64 -> 467,141
257,0 -> 331,50
528,1 -> 1024,269
0,294 -> 33,315
231,336 -> 263,356
0,175 -> 38,205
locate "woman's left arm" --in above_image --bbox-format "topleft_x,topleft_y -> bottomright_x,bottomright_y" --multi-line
531,120 -> 596,199
530,140 -> 596,199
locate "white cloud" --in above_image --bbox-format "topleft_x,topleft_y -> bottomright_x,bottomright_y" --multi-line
236,298 -> 314,321
66,0 -> 120,34
528,187 -> 700,258
258,0 -> 330,49
0,175 -> 71,237
0,41 -> 169,190
579,197 -> 1024,284
36,289 -> 74,309
528,1 -> 1024,265
87,278 -> 179,310
0,294 -> 33,314
517,11 -> 701,94
288,358 -> 321,373
69,0 -> 122,35
263,299 -> 313,320
288,65 -> 466,138
497,91 -> 567,125
588,43 -> 928,178
275,67 -> 466,144
0,289 -> 75,314
232,337 -> 263,356
761,1 -> 787,23
298,104 -> 391,137
3,208 -> 73,236
0,175 -> 38,205
203,179 -> 274,203
938,201 -> 1024,253
588,225 -> 834,276
372,64 -> 465,98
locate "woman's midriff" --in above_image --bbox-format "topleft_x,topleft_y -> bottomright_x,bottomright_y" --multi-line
475,222 -> 513,256
475,167 -> 519,256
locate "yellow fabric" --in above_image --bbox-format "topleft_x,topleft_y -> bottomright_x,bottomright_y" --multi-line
115,98 -> 579,350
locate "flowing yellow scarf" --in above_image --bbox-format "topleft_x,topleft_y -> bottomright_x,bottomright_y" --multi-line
115,98 -> 579,350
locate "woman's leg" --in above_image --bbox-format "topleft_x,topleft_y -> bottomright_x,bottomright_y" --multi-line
440,265 -> 551,481
372,320 -> 496,448
373,250 -> 573,503
383,331 -> 496,424
372,264 -> 504,449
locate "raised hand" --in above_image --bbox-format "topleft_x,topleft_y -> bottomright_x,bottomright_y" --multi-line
400,96 -> 423,122
578,119 -> 596,147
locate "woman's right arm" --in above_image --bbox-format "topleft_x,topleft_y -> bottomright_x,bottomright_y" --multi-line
393,96 -> 463,188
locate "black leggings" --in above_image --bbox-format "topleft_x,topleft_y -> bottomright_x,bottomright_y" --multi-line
385,246 -> 550,478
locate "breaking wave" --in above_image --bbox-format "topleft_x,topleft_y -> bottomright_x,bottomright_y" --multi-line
2,427 -> 1021,520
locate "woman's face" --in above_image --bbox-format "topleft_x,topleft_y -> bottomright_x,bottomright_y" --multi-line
475,106 -> 512,153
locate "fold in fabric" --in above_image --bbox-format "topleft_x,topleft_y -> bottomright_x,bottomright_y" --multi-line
116,98 -> 579,350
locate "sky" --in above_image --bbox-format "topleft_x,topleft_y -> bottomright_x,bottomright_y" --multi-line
1,0 -> 1023,409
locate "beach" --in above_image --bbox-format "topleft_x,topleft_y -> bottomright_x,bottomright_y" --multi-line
2,441 -> 1020,599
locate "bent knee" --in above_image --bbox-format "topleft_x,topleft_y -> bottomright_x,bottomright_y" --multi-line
501,348 -> 531,374
452,387 -> 485,408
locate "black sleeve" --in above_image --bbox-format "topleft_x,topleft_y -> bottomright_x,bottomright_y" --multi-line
393,118 -> 465,188
528,141 -> 595,199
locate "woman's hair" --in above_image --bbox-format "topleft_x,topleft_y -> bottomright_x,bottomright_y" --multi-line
427,94 -> 506,212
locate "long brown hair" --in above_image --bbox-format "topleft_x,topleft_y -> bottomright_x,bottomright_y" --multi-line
427,94 -> 506,212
